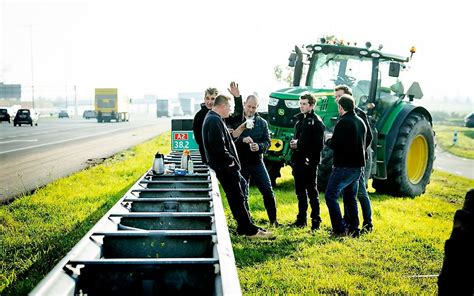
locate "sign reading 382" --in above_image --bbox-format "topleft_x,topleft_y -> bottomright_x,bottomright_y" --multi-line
171,131 -> 198,151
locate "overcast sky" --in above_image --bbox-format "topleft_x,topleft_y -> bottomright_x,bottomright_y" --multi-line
1,0 -> 473,104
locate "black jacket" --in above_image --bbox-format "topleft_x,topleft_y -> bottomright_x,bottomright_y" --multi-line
192,96 -> 243,163
234,114 -> 271,165
355,106 -> 373,153
291,110 -> 325,166
202,110 -> 241,171
328,111 -> 367,168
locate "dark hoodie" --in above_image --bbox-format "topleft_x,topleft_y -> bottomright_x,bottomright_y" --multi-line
192,96 -> 243,163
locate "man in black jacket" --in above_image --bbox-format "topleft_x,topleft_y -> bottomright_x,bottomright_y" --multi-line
234,93 -> 278,226
290,93 -> 325,230
335,85 -> 374,232
202,95 -> 272,239
193,83 -> 243,163
325,94 -> 368,236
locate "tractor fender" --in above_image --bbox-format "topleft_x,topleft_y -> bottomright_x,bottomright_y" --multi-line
381,104 -> 432,165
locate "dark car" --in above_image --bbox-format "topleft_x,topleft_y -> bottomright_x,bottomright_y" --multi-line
58,110 -> 69,118
465,112 -> 474,128
14,109 -> 39,126
0,108 -> 10,123
83,110 -> 97,119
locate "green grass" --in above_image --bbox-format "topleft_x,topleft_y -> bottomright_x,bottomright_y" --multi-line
0,132 -> 171,295
434,124 -> 474,159
1,130 -> 473,294
228,167 -> 473,294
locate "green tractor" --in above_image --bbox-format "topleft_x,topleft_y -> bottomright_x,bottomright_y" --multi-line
264,38 -> 435,197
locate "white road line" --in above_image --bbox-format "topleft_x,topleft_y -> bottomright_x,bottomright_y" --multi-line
0,139 -> 38,144
0,124 -> 150,155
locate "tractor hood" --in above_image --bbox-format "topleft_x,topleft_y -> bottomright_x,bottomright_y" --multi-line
270,87 -> 334,100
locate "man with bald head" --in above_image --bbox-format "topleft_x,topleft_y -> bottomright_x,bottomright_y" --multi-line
233,92 -> 278,226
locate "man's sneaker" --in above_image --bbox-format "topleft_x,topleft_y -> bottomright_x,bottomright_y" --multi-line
311,220 -> 321,231
290,220 -> 307,228
247,229 -> 273,239
269,220 -> 280,227
348,228 -> 360,238
361,224 -> 373,234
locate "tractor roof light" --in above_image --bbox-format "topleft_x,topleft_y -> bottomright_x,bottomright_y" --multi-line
371,53 -> 380,58
360,50 -> 369,56
410,46 -> 416,59
365,41 -> 372,49
378,44 -> 384,50
313,46 -> 322,52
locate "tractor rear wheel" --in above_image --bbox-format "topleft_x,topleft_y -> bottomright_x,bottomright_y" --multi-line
373,113 -> 435,197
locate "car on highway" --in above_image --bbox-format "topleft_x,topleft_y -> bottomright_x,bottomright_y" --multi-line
58,110 -> 69,118
83,110 -> 97,119
465,112 -> 474,128
14,109 -> 39,126
0,108 -> 11,123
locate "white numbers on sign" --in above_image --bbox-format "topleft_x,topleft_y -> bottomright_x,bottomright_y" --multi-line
173,141 -> 190,149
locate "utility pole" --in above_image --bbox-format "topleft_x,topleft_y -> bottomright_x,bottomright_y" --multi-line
74,85 -> 78,118
29,25 -> 35,109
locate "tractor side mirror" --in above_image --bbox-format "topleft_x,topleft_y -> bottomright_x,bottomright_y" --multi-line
390,81 -> 404,96
288,52 -> 297,67
406,82 -> 423,101
389,62 -> 400,77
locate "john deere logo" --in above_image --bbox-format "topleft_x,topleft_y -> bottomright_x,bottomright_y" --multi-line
278,109 -> 285,116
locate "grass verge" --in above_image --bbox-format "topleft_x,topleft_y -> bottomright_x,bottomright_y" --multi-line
0,132 -> 171,295
434,124 -> 474,159
1,130 -> 472,294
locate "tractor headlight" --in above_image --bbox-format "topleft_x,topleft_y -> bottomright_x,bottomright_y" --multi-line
268,97 -> 279,106
284,100 -> 300,108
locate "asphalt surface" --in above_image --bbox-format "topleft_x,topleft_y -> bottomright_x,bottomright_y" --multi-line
434,147 -> 474,179
0,115 -> 171,202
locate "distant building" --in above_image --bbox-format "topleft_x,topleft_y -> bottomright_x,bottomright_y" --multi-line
178,92 -> 202,115
0,83 -> 21,102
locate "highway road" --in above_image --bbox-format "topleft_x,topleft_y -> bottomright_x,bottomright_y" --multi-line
0,115 -> 171,202
1,116 -> 472,202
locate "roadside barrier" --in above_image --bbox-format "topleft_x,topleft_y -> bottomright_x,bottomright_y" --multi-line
31,150 -> 241,295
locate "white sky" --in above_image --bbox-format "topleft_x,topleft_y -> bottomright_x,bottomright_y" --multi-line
1,0 -> 473,104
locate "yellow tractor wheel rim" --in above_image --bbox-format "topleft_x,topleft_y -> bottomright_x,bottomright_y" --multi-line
406,135 -> 428,184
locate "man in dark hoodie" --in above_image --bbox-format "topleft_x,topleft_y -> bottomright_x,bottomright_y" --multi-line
335,84 -> 374,232
234,93 -> 278,226
192,83 -> 243,163
290,93 -> 325,230
202,95 -> 273,239
325,94 -> 368,237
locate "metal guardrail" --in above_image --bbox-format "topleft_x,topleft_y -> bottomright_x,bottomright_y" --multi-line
30,150 -> 241,295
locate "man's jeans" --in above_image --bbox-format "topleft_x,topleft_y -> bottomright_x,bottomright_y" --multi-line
241,160 -> 277,223
344,170 -> 373,228
325,167 -> 362,233
214,166 -> 259,235
292,163 -> 321,223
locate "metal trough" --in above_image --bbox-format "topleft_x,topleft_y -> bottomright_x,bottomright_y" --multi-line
30,151 -> 241,295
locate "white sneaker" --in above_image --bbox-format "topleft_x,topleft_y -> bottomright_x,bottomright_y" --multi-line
247,229 -> 273,239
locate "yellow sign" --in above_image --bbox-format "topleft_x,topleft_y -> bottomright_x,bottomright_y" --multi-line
269,139 -> 284,152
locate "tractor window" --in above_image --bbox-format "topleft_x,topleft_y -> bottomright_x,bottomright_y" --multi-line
377,61 -> 399,105
309,53 -> 372,103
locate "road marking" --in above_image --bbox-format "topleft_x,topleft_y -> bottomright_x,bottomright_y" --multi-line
0,124 -> 152,155
0,139 -> 38,144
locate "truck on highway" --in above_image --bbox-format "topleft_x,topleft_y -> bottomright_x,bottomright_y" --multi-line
95,88 -> 130,122
156,99 -> 171,117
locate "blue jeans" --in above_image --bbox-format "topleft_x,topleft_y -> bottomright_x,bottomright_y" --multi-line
344,170 -> 372,228
241,160 -> 277,223
325,167 -> 362,233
